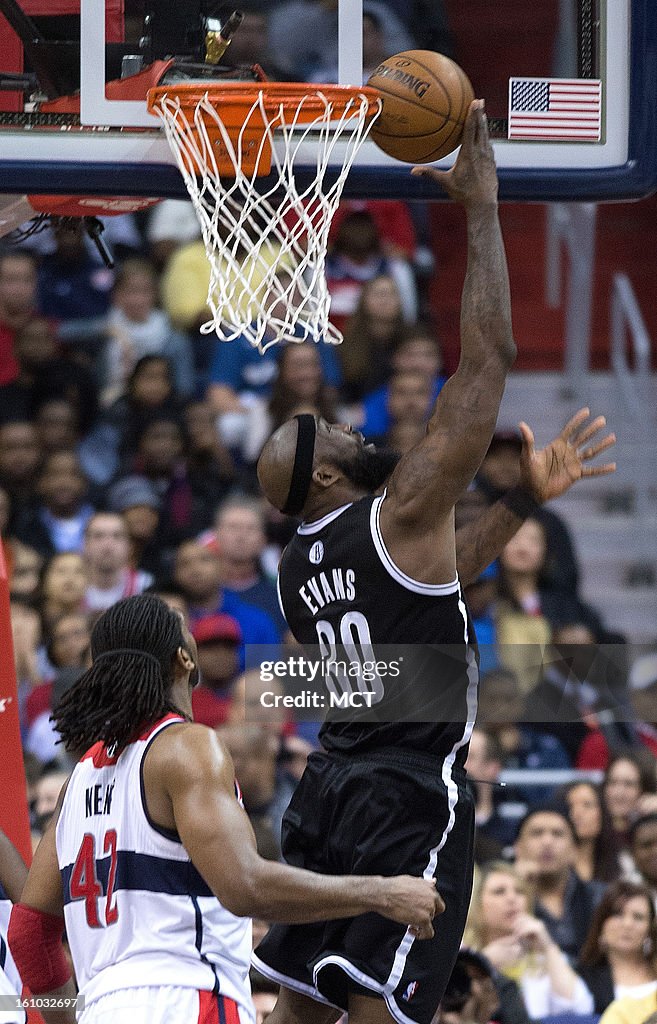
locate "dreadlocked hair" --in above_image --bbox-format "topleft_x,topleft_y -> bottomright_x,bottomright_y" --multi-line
52,594 -> 189,756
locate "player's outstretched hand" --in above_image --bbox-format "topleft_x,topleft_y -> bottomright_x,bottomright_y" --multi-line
519,406 -> 616,504
410,100 -> 498,208
381,876 -> 445,939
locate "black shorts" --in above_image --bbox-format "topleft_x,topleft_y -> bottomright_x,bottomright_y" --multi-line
253,747 -> 475,1024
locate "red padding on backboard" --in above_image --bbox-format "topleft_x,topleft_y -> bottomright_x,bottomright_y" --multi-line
0,0 -> 124,111
0,546 -> 32,866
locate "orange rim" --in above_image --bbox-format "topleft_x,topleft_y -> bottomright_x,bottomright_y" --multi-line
147,81 -> 381,123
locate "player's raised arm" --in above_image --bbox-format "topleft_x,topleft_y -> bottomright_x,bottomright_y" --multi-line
381,101 -> 516,568
156,723 -> 443,936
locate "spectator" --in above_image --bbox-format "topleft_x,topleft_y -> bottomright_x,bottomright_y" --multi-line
514,806 -> 605,961
222,5 -> 289,82
0,484 -> 13,575
80,354 -> 180,485
562,780 -> 623,884
250,970 -> 280,1024
218,722 -> 296,854
238,343 -> 336,465
578,880 -> 657,1015
477,429 -> 580,594
496,518 -> 555,693
367,368 -> 434,450
25,665 -> 85,766
522,622 -> 616,763
100,258 -> 195,403
33,397 -> 81,455
353,324 -> 445,438
630,815 -> 657,903
190,614 -> 242,728
107,474 -> 165,578
37,222 -> 114,321
603,751 -> 657,851
309,7 -> 392,83
338,276 -> 407,400
464,861 -> 594,1018
129,412 -> 228,548
463,564 -> 499,675
212,495 -> 288,636
327,212 -> 417,340
0,419 -> 41,508
465,728 -> 519,860
600,991 -> 657,1024
267,0 -> 414,82
205,331 -> 342,426
386,0 -> 454,55
10,600 -> 42,699
578,653 -> 657,769
13,450 -> 94,557
40,551 -> 87,628
32,764 -> 69,835
173,539 -> 281,664
146,199 -> 201,270
83,511 -> 153,613
0,250 -> 38,387
436,948 -> 523,1024
477,667 -> 572,804
182,399 -> 235,487
0,316 -> 97,429
329,200 -> 418,262
8,542 -> 42,605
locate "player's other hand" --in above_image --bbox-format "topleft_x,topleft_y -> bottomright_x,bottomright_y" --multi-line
411,100 -> 498,208
519,406 -> 616,504
380,876 -> 445,939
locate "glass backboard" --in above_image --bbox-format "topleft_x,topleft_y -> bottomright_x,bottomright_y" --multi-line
0,0 -> 654,203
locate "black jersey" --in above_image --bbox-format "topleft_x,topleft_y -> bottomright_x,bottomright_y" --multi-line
277,493 -> 478,759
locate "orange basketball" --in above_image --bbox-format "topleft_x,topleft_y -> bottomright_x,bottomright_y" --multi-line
367,50 -> 475,163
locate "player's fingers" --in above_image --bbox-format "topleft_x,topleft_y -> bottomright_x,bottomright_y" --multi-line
518,421 -> 535,455
582,462 -> 616,477
560,406 -> 590,440
410,166 -> 449,185
579,433 -> 616,460
573,415 -> 607,447
461,99 -> 482,149
434,892 -> 446,916
411,921 -> 434,941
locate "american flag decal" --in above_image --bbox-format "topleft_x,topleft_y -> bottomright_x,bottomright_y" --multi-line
508,78 -> 602,141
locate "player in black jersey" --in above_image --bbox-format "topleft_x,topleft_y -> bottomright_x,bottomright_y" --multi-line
254,101 -> 616,1024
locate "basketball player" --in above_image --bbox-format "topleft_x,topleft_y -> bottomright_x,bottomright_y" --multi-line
253,100 -> 616,1024
8,594 -> 441,1024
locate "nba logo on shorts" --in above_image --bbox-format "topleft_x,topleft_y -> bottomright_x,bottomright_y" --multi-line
309,541 -> 324,564
403,981 -> 419,1002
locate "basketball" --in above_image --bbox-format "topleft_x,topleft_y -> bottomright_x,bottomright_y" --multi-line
367,50 -> 475,163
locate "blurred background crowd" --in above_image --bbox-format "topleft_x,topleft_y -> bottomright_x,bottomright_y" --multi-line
0,3 -> 656,1024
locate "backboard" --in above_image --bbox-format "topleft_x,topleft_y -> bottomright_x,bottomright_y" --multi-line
0,0 -> 655,204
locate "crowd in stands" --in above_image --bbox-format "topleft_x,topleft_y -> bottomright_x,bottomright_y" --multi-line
0,5 -> 656,1022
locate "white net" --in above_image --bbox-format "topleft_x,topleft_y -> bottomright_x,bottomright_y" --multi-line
150,87 -> 381,353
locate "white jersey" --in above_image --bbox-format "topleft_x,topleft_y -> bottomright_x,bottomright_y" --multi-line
55,715 -> 253,1017
0,886 -> 25,1024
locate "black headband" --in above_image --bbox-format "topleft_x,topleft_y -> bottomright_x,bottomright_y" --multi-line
282,414 -> 317,516
94,648 -> 162,671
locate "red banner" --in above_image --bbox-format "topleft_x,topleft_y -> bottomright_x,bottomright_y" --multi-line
0,545 -> 32,865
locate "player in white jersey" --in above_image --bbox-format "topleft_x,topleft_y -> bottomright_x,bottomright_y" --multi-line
9,594 -> 442,1024
0,831 -> 28,1024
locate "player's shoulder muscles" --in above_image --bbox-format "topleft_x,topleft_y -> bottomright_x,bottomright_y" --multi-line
148,721 -> 234,799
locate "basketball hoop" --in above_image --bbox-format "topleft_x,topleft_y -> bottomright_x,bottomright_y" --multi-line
147,82 -> 381,353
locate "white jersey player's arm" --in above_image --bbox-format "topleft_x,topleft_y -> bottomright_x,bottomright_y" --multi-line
10,789 -> 78,1024
152,722 -> 443,932
0,830 -> 27,904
